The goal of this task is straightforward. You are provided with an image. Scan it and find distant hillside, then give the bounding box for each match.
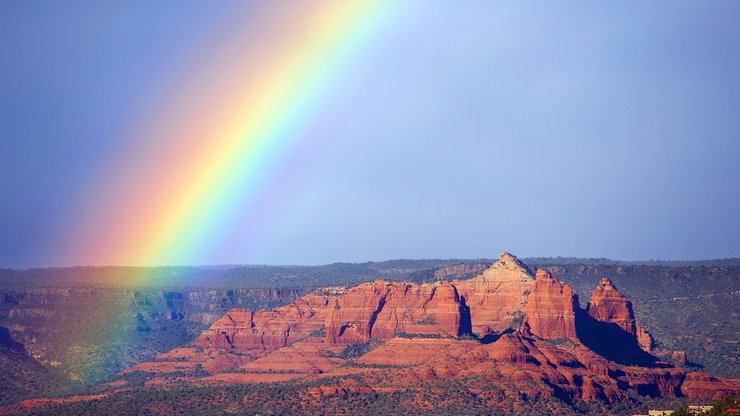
[526,257,740,267]
[1,257,738,288]
[0,260,466,289]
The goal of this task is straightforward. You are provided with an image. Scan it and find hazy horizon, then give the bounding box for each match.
[3,253,740,270]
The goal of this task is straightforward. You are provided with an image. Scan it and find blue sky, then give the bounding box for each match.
[1,1,739,266]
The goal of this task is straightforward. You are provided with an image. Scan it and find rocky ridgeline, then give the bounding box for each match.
[114,252,738,404]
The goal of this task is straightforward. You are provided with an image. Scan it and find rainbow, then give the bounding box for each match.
[55,2,399,270]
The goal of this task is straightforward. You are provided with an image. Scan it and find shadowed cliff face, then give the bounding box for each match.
[535,263,739,378]
[586,278,636,336]
[0,326,61,404]
[0,326,25,353]
[577,278,659,366]
[576,312,661,367]
[458,295,473,336]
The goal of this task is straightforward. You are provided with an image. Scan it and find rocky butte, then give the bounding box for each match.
[6,252,738,413]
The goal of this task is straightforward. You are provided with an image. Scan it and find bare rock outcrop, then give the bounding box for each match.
[195,294,330,352]
[327,280,469,344]
[453,252,535,336]
[586,278,636,336]
[520,269,579,340]
[637,325,654,352]
[681,373,740,399]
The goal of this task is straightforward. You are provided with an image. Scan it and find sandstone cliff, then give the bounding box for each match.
[586,278,636,336]
[324,280,471,345]
[637,325,655,352]
[113,253,740,407]
[453,252,534,335]
[520,269,579,340]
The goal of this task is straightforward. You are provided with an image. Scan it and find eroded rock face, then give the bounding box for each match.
[453,252,535,336]
[521,269,579,340]
[671,351,687,365]
[586,278,636,336]
[327,281,468,344]
[681,373,740,399]
[576,278,657,367]
[479,332,688,402]
[637,326,654,352]
[195,294,330,352]
[325,282,390,345]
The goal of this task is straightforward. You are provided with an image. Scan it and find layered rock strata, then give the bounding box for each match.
[521,269,579,340]
[637,325,655,352]
[586,278,637,336]
[453,252,535,335]
[118,252,739,405]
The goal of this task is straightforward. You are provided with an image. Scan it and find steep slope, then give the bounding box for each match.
[327,281,468,344]
[533,262,739,377]
[637,325,655,352]
[577,278,659,366]
[453,252,534,336]
[0,327,61,405]
[586,278,636,336]
[520,269,579,340]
